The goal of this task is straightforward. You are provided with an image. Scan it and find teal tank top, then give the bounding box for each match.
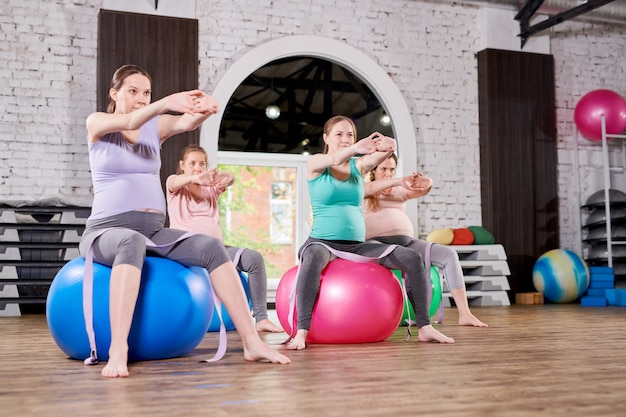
[308,158,365,241]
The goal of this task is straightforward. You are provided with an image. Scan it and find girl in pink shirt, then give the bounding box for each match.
[167,144,282,333]
[363,154,487,327]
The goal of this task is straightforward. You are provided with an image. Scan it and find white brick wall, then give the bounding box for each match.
[551,20,626,253]
[1,0,98,205]
[1,0,625,252]
[197,0,484,239]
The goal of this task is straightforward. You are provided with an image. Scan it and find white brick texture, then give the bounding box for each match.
[1,0,625,252]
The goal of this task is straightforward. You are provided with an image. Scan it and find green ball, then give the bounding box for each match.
[392,266,442,325]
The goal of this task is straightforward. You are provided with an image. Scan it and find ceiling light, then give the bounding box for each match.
[265,104,281,120]
[379,114,391,127]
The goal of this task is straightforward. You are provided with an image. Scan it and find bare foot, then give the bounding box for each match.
[459,312,488,327]
[101,347,129,378]
[417,324,455,344]
[243,339,291,364]
[286,329,308,350]
[256,319,283,333]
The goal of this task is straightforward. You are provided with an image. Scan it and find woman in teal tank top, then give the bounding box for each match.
[286,116,455,350]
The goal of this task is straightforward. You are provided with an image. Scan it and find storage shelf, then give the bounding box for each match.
[0,204,90,316]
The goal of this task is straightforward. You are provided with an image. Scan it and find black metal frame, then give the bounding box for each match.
[515,0,617,48]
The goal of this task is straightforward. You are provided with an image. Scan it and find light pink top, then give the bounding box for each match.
[166,176,224,242]
[363,186,414,239]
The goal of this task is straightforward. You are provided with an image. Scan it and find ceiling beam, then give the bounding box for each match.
[516,0,617,48]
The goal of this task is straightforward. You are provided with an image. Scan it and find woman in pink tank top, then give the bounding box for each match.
[364,154,487,327]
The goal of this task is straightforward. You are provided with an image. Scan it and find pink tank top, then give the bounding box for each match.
[363,186,415,239]
[166,177,225,241]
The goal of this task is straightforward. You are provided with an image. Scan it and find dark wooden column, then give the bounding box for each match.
[477,48,560,300]
[97,10,199,199]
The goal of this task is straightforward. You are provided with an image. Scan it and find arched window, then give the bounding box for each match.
[201,36,417,278]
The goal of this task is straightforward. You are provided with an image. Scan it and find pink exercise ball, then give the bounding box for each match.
[574,89,626,141]
[275,259,403,344]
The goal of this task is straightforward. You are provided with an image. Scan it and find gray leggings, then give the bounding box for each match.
[371,236,465,291]
[79,211,230,273]
[226,246,268,323]
[296,238,430,330]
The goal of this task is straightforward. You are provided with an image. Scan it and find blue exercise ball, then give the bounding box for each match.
[207,271,251,332]
[46,256,213,361]
[532,249,590,303]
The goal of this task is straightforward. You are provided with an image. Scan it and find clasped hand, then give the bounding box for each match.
[356,132,397,154]
[403,172,433,191]
[169,90,219,116]
[194,169,218,186]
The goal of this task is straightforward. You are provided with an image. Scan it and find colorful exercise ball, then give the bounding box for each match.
[275,259,403,344]
[392,266,442,325]
[574,89,626,141]
[207,271,252,332]
[46,256,213,362]
[532,249,590,303]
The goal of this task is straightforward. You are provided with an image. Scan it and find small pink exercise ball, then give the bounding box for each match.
[574,89,626,141]
[276,259,403,344]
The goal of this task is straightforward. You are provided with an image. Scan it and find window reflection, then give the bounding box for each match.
[270,181,293,245]
[219,164,298,277]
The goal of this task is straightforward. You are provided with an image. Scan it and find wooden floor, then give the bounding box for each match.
[1,305,626,417]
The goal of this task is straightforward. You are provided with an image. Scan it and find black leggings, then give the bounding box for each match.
[295,238,430,330]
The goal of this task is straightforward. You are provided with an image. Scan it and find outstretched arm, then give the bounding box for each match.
[307,133,396,179]
[364,173,434,199]
[86,90,210,143]
[167,169,234,194]
[363,177,407,197]
[167,169,217,193]
[159,91,220,142]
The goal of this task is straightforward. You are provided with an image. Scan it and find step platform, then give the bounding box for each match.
[452,244,508,261]
[0,203,91,316]
[442,244,512,307]
[443,275,511,292]
[443,290,511,307]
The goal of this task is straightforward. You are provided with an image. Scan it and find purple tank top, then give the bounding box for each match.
[87,116,166,220]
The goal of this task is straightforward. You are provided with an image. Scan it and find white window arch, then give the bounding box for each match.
[200,35,418,263]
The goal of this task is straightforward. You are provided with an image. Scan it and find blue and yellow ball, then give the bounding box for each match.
[532,249,590,303]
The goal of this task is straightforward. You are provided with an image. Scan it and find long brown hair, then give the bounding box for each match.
[176,144,208,174]
[106,64,152,113]
[322,115,357,154]
[364,153,398,212]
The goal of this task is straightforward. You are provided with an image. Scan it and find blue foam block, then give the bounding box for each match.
[586,288,607,297]
[589,280,615,289]
[590,266,613,274]
[580,296,608,307]
[605,289,619,305]
[590,272,615,281]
